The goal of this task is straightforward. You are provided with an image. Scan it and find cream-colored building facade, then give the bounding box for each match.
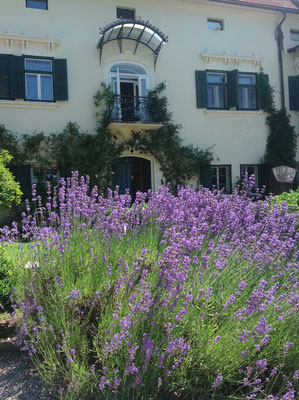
[0,0,299,194]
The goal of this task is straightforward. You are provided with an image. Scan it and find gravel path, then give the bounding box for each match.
[0,317,57,400]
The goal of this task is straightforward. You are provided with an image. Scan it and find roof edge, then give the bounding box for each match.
[207,0,299,13]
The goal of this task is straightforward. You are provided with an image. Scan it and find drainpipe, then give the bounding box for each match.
[276,11,287,109]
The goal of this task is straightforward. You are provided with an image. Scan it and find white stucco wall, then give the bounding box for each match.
[0,0,298,191]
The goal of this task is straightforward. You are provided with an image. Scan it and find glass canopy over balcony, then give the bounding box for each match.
[97,19,168,67]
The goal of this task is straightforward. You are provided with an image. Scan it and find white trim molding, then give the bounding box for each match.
[201,51,263,67]
[0,100,59,109]
[0,33,60,54]
[204,109,264,116]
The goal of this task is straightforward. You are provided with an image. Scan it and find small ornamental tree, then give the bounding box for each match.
[0,150,22,209]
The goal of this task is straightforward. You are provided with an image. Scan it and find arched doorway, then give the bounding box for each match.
[115,157,151,199]
[108,62,150,122]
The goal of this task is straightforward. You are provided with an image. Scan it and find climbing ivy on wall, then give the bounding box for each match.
[1,82,213,195]
[258,70,297,169]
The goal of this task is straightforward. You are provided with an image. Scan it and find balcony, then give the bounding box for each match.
[108,95,163,137]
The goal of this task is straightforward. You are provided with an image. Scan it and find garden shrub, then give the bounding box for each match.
[0,245,16,311]
[2,174,298,400]
[274,188,299,212]
[0,150,22,209]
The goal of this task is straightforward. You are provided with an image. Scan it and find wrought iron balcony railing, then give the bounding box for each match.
[109,95,161,123]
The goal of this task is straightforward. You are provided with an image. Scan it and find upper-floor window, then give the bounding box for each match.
[238,74,257,110]
[25,59,53,101]
[26,0,48,10]
[196,70,262,111]
[117,7,135,19]
[0,54,68,102]
[290,29,299,41]
[207,72,227,109]
[207,19,223,31]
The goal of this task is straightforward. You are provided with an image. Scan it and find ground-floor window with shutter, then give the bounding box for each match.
[211,165,231,193]
[240,164,259,187]
[0,54,68,102]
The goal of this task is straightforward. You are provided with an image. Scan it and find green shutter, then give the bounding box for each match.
[0,54,11,99]
[257,73,269,110]
[289,76,299,111]
[195,70,207,108]
[227,69,239,109]
[54,59,68,101]
[16,165,32,197]
[10,56,24,99]
[201,166,212,189]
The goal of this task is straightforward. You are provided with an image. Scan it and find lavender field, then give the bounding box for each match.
[1,173,298,400]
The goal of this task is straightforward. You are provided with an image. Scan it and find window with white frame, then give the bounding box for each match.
[238,74,257,110]
[207,19,223,30]
[207,72,227,109]
[290,29,299,41]
[240,165,259,187]
[25,58,53,101]
[26,0,48,10]
[211,165,231,193]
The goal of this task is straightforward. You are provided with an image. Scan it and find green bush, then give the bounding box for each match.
[0,246,16,311]
[0,150,22,209]
[274,188,299,212]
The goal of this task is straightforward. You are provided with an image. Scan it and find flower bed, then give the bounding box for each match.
[1,173,298,399]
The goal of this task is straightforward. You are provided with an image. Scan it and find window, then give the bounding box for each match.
[238,74,257,110]
[26,0,48,10]
[207,19,223,31]
[117,7,135,19]
[240,165,259,187]
[288,75,299,111]
[290,29,299,41]
[196,70,265,111]
[25,59,53,101]
[207,72,227,109]
[33,168,58,186]
[0,54,68,102]
[211,165,231,193]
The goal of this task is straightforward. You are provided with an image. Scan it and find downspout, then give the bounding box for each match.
[276,11,287,109]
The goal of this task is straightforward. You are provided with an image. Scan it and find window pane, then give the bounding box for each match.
[117,8,135,19]
[26,74,38,100]
[41,75,53,101]
[26,59,52,72]
[26,0,47,10]
[207,73,226,83]
[219,167,227,176]
[290,30,299,41]
[238,75,256,85]
[207,86,226,108]
[207,19,223,30]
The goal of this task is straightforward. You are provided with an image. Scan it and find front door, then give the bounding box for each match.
[115,157,151,200]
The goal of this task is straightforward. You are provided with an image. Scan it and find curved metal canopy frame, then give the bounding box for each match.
[97,19,168,67]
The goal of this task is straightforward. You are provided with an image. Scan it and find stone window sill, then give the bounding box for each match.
[0,100,59,109]
[204,109,264,116]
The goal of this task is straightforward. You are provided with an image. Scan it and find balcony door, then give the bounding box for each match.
[108,62,149,121]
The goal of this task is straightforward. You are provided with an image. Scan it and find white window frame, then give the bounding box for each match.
[211,165,231,193]
[25,58,53,101]
[207,72,227,109]
[240,165,259,187]
[290,29,299,41]
[207,18,224,31]
[238,74,257,110]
